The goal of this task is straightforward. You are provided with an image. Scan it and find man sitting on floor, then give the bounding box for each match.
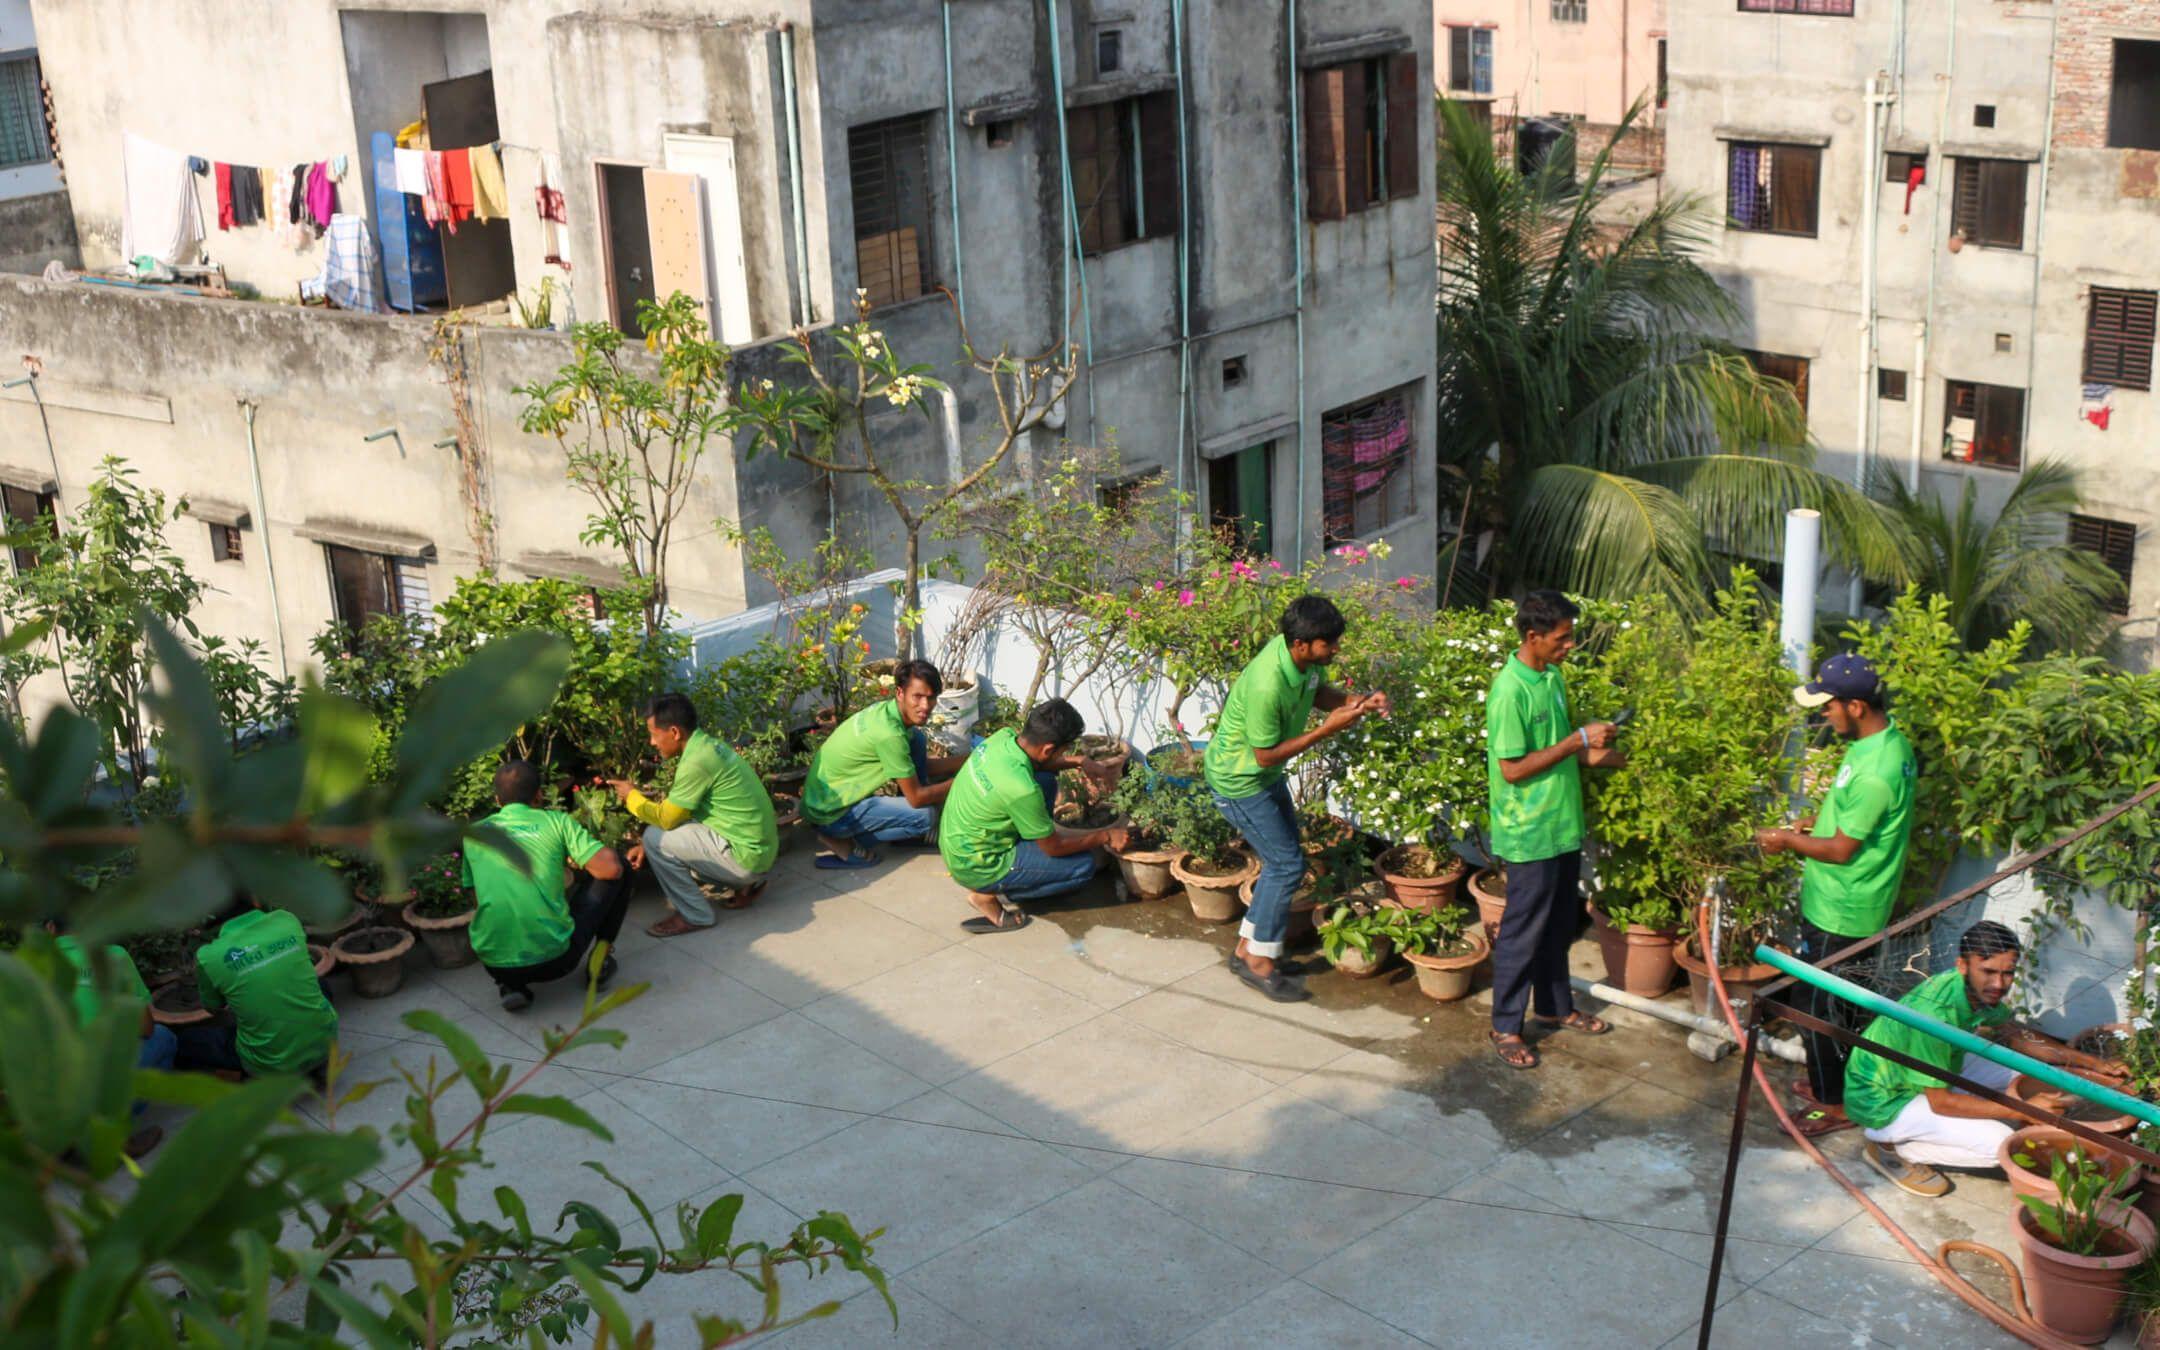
[465,759,630,1012]
[177,895,339,1083]
[610,692,778,938]
[1847,920,2126,1198]
[937,698,1128,934]
[804,659,971,869]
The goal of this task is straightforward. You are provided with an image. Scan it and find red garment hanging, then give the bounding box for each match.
[444,147,475,225]
[215,161,235,231]
[1903,163,1925,215]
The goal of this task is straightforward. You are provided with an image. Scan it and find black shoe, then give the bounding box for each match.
[499,987,533,1012]
[596,954,618,990]
[1227,952,1310,1003]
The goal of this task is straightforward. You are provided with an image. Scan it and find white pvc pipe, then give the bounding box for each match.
[1908,325,1926,491]
[1780,508,1820,677]
[1571,976,1809,1064]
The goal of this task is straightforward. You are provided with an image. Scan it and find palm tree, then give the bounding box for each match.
[1874,459,2123,653]
[1434,98,1914,613]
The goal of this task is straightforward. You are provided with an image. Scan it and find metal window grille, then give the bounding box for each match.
[1738,0,1855,13]
[1322,395,1413,547]
[2068,514,2136,615]
[1551,0,1588,22]
[0,57,49,169]
[849,117,933,307]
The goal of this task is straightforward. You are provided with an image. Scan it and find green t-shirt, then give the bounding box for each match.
[938,729,1056,891]
[668,729,779,873]
[1485,655,1584,864]
[55,935,148,1026]
[1843,967,2011,1129]
[1205,636,1322,801]
[194,909,339,1076]
[460,803,607,968]
[803,698,917,825]
[1799,723,1918,939]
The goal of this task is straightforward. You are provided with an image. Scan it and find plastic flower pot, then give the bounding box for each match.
[1372,844,1467,912]
[1468,869,1507,944]
[2014,1200,2155,1344]
[935,677,981,725]
[1404,929,1491,1002]
[1674,938,1784,1020]
[1110,836,1181,901]
[1143,741,1210,791]
[332,926,415,999]
[2000,1127,2145,1208]
[407,904,478,969]
[1170,848,1258,923]
[1588,906,1681,998]
[151,979,213,1027]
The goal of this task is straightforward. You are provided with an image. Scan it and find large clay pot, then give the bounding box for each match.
[1468,869,1507,943]
[1372,845,1467,912]
[2012,1072,2138,1137]
[1675,938,1783,1019]
[1333,936,1395,978]
[1111,838,1180,900]
[308,943,337,979]
[1405,930,1491,1002]
[1170,849,1258,923]
[304,904,367,945]
[406,904,477,969]
[762,766,809,799]
[2000,1126,2144,1207]
[2015,1200,2155,1343]
[333,926,415,999]
[1588,907,1681,998]
[1073,734,1131,784]
[359,889,417,931]
[1144,742,1210,790]
[151,980,213,1027]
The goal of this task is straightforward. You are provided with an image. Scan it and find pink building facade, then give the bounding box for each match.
[1433,0,1666,148]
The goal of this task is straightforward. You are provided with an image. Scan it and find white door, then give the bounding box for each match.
[661,133,754,345]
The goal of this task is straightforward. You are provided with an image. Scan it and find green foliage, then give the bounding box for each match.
[1299,807,1368,908]
[1144,774,1240,867]
[724,524,879,720]
[1319,900,1467,961]
[685,639,811,751]
[2014,1144,2140,1256]
[406,851,469,918]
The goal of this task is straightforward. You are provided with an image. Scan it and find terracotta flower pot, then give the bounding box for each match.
[1468,868,1507,943]
[1674,938,1784,1019]
[308,943,337,979]
[1110,837,1180,901]
[1170,849,1258,923]
[1372,844,1467,912]
[772,792,804,834]
[2015,1200,2155,1343]
[2012,1072,2138,1137]
[304,904,367,944]
[1404,930,1491,1002]
[1333,935,1395,978]
[360,889,417,930]
[2000,1126,2144,1207]
[332,926,414,999]
[762,766,809,798]
[151,979,213,1027]
[1237,875,1324,946]
[1073,734,1131,783]
[406,904,478,969]
[1588,906,1681,998]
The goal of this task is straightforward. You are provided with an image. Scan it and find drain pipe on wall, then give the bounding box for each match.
[1170,0,1195,558]
[1285,0,1310,569]
[2018,0,2062,452]
[1913,0,1958,492]
[779,24,814,327]
[939,1,967,324]
[238,399,290,682]
[1043,0,1098,442]
[1849,74,1891,618]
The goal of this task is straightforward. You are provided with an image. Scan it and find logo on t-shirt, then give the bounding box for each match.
[224,934,301,972]
[1834,764,1854,789]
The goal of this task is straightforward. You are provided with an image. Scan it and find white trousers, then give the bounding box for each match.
[1862,1053,2019,1169]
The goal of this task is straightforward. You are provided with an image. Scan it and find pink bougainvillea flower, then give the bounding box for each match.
[1153,580,1166,591]
[1267,560,1282,570]
[1395,576,1415,589]
[1178,589,1195,606]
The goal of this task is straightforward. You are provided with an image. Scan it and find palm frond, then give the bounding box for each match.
[1635,454,1921,585]
[1512,463,1712,612]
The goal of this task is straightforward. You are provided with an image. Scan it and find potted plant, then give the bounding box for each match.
[1106,770,1182,901]
[404,852,477,969]
[1396,903,1491,1002]
[2011,1073,2139,1138]
[308,942,337,979]
[1372,842,1469,912]
[2003,1128,2145,1207]
[331,926,415,999]
[2013,1143,2157,1342]
[1159,778,1257,923]
[2121,1255,2160,1349]
[1317,882,1398,978]
[740,723,809,798]
[124,928,198,990]
[1053,769,1125,831]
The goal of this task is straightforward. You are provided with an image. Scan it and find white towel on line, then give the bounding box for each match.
[119,132,203,266]
[392,147,428,196]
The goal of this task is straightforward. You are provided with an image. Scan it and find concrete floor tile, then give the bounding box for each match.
[1661,1285,1901,1350]
[534,944,789,1075]
[1283,1046,1512,1156]
[605,1076,862,1175]
[326,964,464,1045]
[799,945,1101,1086]
[1152,1087,1485,1198]
[1305,1197,1705,1348]
[943,1013,1275,1157]
[878,1086,1030,1137]
[906,1178,1278,1349]
[745,1114,1094,1275]
[970,903,1238,1011]
[442,1090,731,1231]
[1109,1155,1424,1270]
[635,1010,932,1115]
[304,1041,598,1154]
[1117,965,1421,1084]
[1171,1279,1431,1348]
[1749,1244,2028,1348]
[765,1278,985,1349]
[683,888,954,1009]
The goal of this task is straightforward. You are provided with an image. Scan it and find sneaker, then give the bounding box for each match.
[1864,1141,1948,1197]
[498,987,534,1013]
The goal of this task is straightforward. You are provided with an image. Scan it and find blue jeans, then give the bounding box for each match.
[1214,781,1300,958]
[821,731,944,844]
[135,1025,176,1117]
[985,770,1083,901]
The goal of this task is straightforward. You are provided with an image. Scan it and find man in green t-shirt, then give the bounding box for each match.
[176,898,339,1082]
[806,659,974,869]
[1206,595,1387,1003]
[1756,653,1919,1136]
[609,692,778,938]
[1846,921,2123,1198]
[938,698,1127,934]
[1485,590,1619,1071]
[465,759,629,1011]
[49,918,172,1156]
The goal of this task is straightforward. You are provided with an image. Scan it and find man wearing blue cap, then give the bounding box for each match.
[1756,652,1918,1136]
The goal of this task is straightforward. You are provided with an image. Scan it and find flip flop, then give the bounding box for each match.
[815,851,883,870]
[1795,1107,1854,1139]
[646,914,708,939]
[960,909,1031,935]
[1489,1031,1539,1070]
[1790,1076,1823,1107]
[1531,1011,1611,1036]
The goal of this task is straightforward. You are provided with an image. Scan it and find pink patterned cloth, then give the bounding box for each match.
[304,161,337,229]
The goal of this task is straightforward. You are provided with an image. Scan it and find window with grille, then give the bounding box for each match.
[1951,158,2026,250]
[1552,0,1588,21]
[2,484,54,573]
[1448,28,1494,96]
[1741,350,1811,414]
[325,546,430,642]
[0,57,49,170]
[2084,287,2157,391]
[1322,393,1414,548]
[1942,379,2024,470]
[2069,514,2135,615]
[1304,52,1421,221]
[1726,143,1820,237]
[849,116,935,308]
[210,524,243,563]
[1737,0,1854,12]
[1068,93,1179,255]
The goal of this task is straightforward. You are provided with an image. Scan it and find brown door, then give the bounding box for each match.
[423,70,516,307]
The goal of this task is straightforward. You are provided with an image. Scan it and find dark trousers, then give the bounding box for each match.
[171,1021,327,1086]
[1491,851,1582,1035]
[484,873,633,996]
[1787,918,1872,1106]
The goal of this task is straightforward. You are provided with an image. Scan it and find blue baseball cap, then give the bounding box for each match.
[1794,653,1883,709]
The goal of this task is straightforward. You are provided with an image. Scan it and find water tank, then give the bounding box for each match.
[1516,117,1578,189]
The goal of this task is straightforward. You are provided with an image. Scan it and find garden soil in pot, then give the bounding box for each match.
[2014,1201,2155,1343]
[1373,845,1466,912]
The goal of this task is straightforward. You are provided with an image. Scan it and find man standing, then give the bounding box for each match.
[1207,595,1387,1003]
[1486,590,1616,1070]
[804,659,971,869]
[1757,653,1918,1137]
[178,897,340,1082]
[939,698,1126,933]
[1845,921,2122,1198]
[466,760,630,1011]
[610,693,777,938]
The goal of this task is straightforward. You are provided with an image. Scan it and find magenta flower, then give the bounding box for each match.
[1267,560,1282,570]
[1395,576,1415,589]
[1178,589,1195,606]
[1152,580,1165,590]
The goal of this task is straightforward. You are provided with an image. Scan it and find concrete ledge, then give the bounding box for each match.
[1713,125,1833,147]
[181,496,250,528]
[294,518,436,559]
[1297,29,1414,67]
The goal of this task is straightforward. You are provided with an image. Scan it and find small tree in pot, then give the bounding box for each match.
[1154,776,1255,922]
[405,851,477,969]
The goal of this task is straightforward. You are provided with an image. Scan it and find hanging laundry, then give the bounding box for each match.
[535,152,569,270]
[300,213,389,313]
[120,132,204,265]
[395,118,427,150]
[257,165,277,216]
[214,162,235,230]
[422,150,451,229]
[288,163,307,224]
[1903,162,1925,215]
[2082,383,2115,431]
[230,164,263,227]
[469,143,508,221]
[443,146,475,225]
[304,161,337,229]
[392,147,428,196]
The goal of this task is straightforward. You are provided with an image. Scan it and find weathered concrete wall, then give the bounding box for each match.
[0,189,78,272]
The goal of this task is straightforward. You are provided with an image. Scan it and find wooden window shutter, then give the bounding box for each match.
[1069,101,1109,253]
[1982,161,2025,249]
[1304,67,1347,220]
[1974,384,2025,468]
[1138,92,1180,239]
[1385,52,1420,203]
[2085,287,2158,390]
[1341,60,1371,211]
[1449,28,1471,92]
[1770,147,1819,235]
[2068,514,2135,613]
[1952,159,1981,240]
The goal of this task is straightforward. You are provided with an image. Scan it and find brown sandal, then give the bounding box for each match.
[1490,1031,1539,1070]
[1531,1011,1611,1036]
[645,914,707,939]
[722,881,766,911]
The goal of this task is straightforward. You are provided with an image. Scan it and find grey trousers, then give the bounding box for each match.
[644,823,764,927]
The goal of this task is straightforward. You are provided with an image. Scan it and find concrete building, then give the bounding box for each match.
[1,1,1437,706]
[1667,0,2160,655]
[0,0,76,273]
[1433,0,1666,165]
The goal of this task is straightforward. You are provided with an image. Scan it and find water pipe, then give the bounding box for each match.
[939,1,967,325]
[1778,508,1819,676]
[238,399,290,682]
[1752,945,2160,1128]
[1042,0,1098,443]
[780,24,814,326]
[2018,0,2061,461]
[1850,73,1890,618]
[361,427,406,456]
[1914,0,1957,487]
[1285,0,1309,568]
[1171,0,1194,555]
[1566,974,1806,1062]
